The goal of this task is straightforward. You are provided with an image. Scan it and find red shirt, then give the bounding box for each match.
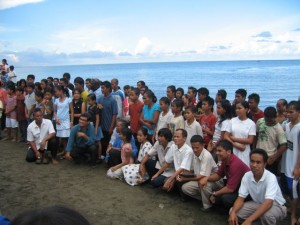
[251,109,264,124]
[199,113,217,146]
[217,154,250,191]
[129,100,144,134]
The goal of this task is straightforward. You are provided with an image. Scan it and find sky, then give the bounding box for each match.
[0,0,300,66]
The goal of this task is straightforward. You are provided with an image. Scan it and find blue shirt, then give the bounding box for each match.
[66,123,96,152]
[112,133,138,159]
[98,94,118,131]
[142,102,160,135]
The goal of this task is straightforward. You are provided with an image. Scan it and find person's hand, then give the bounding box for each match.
[293,167,300,180]
[65,152,72,160]
[267,156,275,165]
[163,178,175,192]
[209,195,216,203]
[228,212,239,225]
[77,132,85,138]
[108,127,114,135]
[176,175,185,182]
[139,164,146,177]
[151,173,159,181]
[106,145,112,153]
[39,140,46,150]
[241,220,252,225]
[97,103,103,109]
[55,118,60,125]
[199,177,208,188]
[111,166,117,172]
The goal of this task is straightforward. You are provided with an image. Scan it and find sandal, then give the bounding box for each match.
[35,157,42,164]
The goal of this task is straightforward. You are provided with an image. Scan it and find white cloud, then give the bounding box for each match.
[7,54,19,63]
[134,37,153,56]
[0,0,44,10]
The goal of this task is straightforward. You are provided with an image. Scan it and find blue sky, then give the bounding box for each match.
[0,0,300,66]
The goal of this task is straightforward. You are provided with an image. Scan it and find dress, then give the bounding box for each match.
[73,99,82,125]
[225,117,256,166]
[54,97,71,137]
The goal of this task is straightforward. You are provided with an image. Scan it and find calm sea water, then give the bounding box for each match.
[16,60,300,109]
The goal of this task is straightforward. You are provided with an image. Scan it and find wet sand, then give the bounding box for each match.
[0,140,290,225]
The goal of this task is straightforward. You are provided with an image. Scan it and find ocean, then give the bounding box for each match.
[15,60,300,109]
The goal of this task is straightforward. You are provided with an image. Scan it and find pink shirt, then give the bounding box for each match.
[6,94,17,119]
[121,143,134,164]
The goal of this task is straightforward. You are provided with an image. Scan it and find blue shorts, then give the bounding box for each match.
[280,174,299,199]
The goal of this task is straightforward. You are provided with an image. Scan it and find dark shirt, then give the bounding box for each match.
[16,95,26,121]
[73,99,83,125]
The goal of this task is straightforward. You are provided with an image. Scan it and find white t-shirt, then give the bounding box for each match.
[184,119,203,146]
[281,122,300,178]
[192,148,217,176]
[27,119,55,149]
[165,143,194,171]
[169,115,185,137]
[239,169,285,205]
[212,118,230,145]
[225,117,256,166]
[156,110,174,139]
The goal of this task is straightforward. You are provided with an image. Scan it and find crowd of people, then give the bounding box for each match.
[1,58,300,225]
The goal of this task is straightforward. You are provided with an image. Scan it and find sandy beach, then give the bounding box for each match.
[0,140,290,225]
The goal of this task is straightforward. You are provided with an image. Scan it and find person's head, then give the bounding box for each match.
[217,100,232,120]
[197,87,209,101]
[250,148,268,177]
[157,128,173,146]
[159,97,170,112]
[187,86,197,100]
[87,93,96,106]
[47,76,54,83]
[10,205,91,225]
[235,89,247,104]
[85,78,92,90]
[33,108,43,124]
[248,93,260,111]
[190,135,205,157]
[137,128,148,143]
[59,78,68,88]
[9,65,14,71]
[123,85,131,97]
[100,81,112,95]
[174,129,187,148]
[111,78,119,91]
[264,106,277,126]
[143,90,157,105]
[116,118,129,133]
[53,78,59,86]
[26,82,35,94]
[90,79,101,92]
[216,89,227,102]
[55,85,69,98]
[74,77,85,91]
[120,127,132,143]
[276,99,288,114]
[175,87,184,99]
[129,88,140,102]
[140,85,148,96]
[286,100,300,124]
[6,84,15,94]
[73,88,82,100]
[171,99,184,114]
[44,89,53,101]
[40,79,48,90]
[34,82,42,92]
[182,94,189,106]
[2,59,7,65]
[137,80,145,90]
[235,100,250,119]
[202,96,214,113]
[35,91,44,102]
[216,140,233,161]
[79,113,91,127]
[63,72,71,83]
[167,85,176,100]
[16,87,24,96]
[27,74,35,83]
[18,79,26,88]
[184,105,196,121]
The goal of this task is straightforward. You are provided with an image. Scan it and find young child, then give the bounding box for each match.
[107,127,134,179]
[87,93,102,161]
[24,82,36,122]
[122,128,153,186]
[54,85,73,157]
[153,97,173,143]
[280,101,300,225]
[3,85,18,142]
[129,88,144,147]
[169,99,185,137]
[42,89,54,120]
[72,88,86,126]
[184,105,203,146]
[34,91,44,111]
[16,87,28,142]
[199,96,217,148]
[8,65,17,83]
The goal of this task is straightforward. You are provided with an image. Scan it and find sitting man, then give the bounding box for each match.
[152,129,194,192]
[65,112,97,167]
[178,135,218,211]
[228,148,287,225]
[26,108,57,164]
[199,140,250,210]
[139,128,175,187]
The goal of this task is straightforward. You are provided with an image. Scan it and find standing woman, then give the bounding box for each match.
[224,100,256,166]
[54,85,74,156]
[139,90,160,142]
[40,79,49,94]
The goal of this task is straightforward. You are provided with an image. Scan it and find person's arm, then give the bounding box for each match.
[151,162,170,180]
[145,110,160,125]
[108,114,116,134]
[199,173,222,188]
[28,141,41,158]
[230,135,255,145]
[28,104,35,119]
[228,196,245,225]
[39,132,55,150]
[81,102,86,114]
[95,113,99,134]
[111,146,132,171]
[224,132,246,151]
[139,154,151,177]
[268,143,287,165]
[69,101,74,127]
[163,168,187,192]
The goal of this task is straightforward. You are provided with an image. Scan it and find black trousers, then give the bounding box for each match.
[70,144,98,165]
[101,130,112,156]
[26,137,57,162]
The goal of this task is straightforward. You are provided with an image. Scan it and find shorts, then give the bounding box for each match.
[6,118,18,128]
[56,129,70,138]
[280,174,299,199]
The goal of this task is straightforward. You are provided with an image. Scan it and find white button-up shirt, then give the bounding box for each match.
[192,148,217,176]
[165,143,193,171]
